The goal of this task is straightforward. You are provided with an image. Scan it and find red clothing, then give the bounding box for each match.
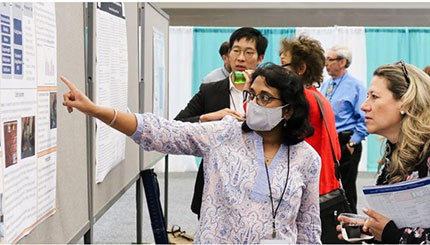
[305,87,341,195]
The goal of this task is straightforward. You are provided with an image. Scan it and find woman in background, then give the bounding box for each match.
[338,62,430,243]
[279,35,342,244]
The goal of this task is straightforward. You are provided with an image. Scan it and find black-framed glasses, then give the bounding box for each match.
[282,63,292,67]
[325,57,343,62]
[230,47,257,59]
[397,60,411,86]
[243,90,282,106]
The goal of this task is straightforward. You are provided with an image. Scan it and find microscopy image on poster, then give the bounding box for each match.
[4,121,18,168]
[21,116,35,159]
[49,92,56,129]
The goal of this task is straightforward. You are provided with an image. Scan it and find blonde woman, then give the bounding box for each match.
[338,62,430,243]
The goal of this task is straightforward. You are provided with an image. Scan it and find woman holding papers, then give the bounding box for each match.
[61,63,322,244]
[337,62,430,243]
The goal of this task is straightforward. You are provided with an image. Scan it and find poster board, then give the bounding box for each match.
[140,3,169,170]
[89,2,140,222]
[18,3,89,243]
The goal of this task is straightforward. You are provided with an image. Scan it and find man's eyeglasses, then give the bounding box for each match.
[230,48,257,59]
[397,60,411,86]
[243,90,282,106]
[281,63,291,67]
[325,57,343,62]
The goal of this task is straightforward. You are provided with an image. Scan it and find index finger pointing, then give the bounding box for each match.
[60,76,77,91]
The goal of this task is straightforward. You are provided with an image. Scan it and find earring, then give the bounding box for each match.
[400,110,405,115]
[283,120,288,127]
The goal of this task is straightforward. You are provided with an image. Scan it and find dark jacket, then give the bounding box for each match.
[174,77,230,216]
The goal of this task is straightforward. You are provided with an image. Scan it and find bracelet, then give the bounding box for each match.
[108,109,118,126]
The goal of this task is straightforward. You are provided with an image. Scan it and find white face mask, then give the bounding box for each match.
[246,101,288,131]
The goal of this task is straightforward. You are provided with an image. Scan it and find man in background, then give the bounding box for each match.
[175,27,267,217]
[201,41,231,84]
[320,45,368,214]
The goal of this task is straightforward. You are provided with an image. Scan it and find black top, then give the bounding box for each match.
[374,141,430,244]
[174,77,230,216]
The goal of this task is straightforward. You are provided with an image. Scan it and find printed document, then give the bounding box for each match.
[363,177,430,228]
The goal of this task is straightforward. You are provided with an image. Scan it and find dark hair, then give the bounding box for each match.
[279,35,325,87]
[229,27,268,57]
[242,63,314,145]
[219,41,229,57]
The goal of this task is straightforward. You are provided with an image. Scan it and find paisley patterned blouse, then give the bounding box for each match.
[130,113,322,244]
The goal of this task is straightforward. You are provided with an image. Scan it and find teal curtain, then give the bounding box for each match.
[192,27,237,96]
[256,28,296,65]
[409,28,430,69]
[365,27,409,172]
[192,27,295,96]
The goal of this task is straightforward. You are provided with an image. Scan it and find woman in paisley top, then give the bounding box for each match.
[61,63,322,244]
[337,62,430,244]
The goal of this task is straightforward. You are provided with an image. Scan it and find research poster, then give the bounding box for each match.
[152,28,166,118]
[0,3,57,243]
[94,2,128,183]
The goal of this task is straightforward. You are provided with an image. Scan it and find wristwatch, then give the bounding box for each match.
[348,141,357,148]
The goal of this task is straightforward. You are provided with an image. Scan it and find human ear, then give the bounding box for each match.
[257,54,264,64]
[283,106,294,120]
[298,63,307,76]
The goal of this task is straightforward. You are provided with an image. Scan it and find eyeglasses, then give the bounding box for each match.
[243,90,283,106]
[325,57,343,62]
[230,48,257,59]
[281,63,291,67]
[397,60,411,86]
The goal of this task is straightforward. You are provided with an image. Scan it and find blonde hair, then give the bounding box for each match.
[374,63,430,183]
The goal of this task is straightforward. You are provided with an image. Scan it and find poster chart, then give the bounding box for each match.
[152,28,165,118]
[0,3,57,244]
[95,2,128,183]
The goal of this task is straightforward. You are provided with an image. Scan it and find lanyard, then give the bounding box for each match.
[325,73,346,101]
[264,145,290,239]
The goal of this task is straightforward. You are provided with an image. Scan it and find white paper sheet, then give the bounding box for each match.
[0,2,57,243]
[363,177,430,228]
[152,28,165,118]
[94,3,127,183]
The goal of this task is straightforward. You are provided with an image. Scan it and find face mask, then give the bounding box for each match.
[246,101,288,131]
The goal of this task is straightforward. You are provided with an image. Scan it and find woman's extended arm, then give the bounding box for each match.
[61,76,137,136]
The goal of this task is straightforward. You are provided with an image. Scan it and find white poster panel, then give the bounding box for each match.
[152,27,165,118]
[94,2,127,183]
[0,2,57,243]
